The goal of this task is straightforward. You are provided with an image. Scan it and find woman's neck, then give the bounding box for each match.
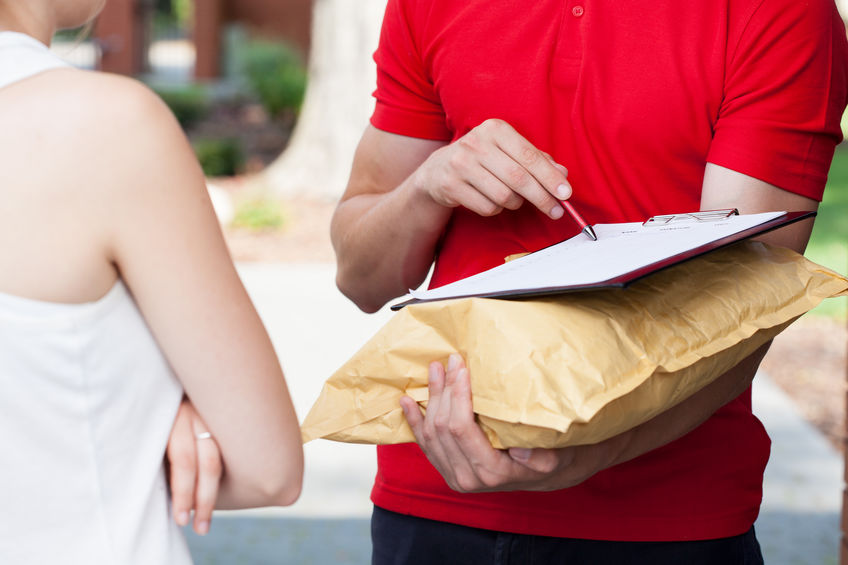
[0,3,55,45]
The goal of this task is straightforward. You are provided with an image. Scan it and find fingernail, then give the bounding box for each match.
[196,521,209,535]
[555,184,571,200]
[550,205,564,219]
[176,511,189,526]
[447,354,460,371]
[509,447,532,462]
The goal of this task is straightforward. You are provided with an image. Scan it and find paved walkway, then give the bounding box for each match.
[185,263,843,564]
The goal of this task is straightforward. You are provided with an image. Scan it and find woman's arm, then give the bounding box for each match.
[79,74,303,509]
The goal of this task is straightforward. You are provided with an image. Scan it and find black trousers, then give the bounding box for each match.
[371,506,765,565]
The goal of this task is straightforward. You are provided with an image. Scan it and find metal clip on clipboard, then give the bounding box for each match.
[642,208,739,226]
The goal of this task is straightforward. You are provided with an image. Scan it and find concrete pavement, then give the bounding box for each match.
[184,263,843,564]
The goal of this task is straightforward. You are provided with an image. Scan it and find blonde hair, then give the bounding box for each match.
[75,20,94,42]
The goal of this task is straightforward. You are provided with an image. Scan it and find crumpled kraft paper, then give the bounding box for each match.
[301,241,848,448]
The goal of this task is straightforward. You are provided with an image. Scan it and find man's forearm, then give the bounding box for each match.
[503,342,778,493]
[332,178,451,312]
[595,342,772,473]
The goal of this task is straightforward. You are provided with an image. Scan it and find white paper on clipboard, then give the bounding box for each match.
[401,211,788,304]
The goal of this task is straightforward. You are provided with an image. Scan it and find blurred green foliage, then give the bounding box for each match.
[172,0,194,27]
[240,39,307,117]
[232,198,286,231]
[153,0,193,38]
[193,138,244,177]
[805,146,848,318]
[154,85,210,128]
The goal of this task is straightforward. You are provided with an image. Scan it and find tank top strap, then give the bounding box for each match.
[0,31,69,90]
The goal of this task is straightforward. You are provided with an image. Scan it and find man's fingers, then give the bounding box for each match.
[486,125,571,216]
[443,118,571,220]
[401,396,425,439]
[426,361,447,404]
[430,362,454,437]
[456,181,508,217]
[438,364,513,492]
[437,152,515,216]
[403,395,453,467]
[406,364,456,478]
[508,446,572,474]
[539,151,569,177]
[499,133,570,196]
[411,353,555,493]
[457,164,525,213]
[481,154,564,219]
[445,367,501,464]
[446,365,474,426]
[444,354,464,386]
[436,366,488,489]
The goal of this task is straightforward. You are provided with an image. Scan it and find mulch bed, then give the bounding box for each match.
[186,100,297,175]
[761,315,847,452]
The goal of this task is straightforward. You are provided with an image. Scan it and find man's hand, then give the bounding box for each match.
[166,398,223,535]
[402,343,774,494]
[409,119,572,220]
[400,355,622,493]
[333,121,575,311]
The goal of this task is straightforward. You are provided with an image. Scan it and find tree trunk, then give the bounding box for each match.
[259,0,388,200]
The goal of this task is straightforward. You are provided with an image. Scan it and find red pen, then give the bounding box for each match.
[560,199,597,241]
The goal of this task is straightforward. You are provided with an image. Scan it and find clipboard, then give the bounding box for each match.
[390,209,816,310]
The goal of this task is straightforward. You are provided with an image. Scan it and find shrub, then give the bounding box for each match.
[192,138,244,177]
[154,85,210,128]
[240,39,307,117]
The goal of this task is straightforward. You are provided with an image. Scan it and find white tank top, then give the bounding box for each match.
[0,31,192,564]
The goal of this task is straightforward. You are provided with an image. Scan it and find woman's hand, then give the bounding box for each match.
[400,355,623,493]
[166,397,223,535]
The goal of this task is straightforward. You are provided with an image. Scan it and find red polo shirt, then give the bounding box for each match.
[369,0,848,541]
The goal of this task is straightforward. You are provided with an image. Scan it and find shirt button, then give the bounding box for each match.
[572,5,584,16]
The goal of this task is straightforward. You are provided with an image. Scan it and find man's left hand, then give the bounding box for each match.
[400,354,624,493]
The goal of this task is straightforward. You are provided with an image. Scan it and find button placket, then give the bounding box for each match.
[551,1,586,89]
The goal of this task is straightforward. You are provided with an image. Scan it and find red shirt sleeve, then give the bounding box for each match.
[708,0,848,201]
[370,0,452,141]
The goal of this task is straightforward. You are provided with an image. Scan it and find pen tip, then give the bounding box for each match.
[584,225,598,241]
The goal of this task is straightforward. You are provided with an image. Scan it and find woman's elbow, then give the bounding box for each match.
[269,474,303,507]
[258,457,304,507]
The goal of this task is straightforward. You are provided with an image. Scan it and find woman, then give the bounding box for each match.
[0,1,303,563]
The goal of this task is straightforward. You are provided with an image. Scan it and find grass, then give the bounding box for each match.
[231,198,286,231]
[805,146,848,318]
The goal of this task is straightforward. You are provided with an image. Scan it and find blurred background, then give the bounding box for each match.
[49,1,848,563]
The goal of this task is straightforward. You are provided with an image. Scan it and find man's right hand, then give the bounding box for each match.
[409,119,571,219]
[332,120,573,312]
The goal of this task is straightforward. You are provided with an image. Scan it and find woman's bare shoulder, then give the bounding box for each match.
[0,69,197,302]
[8,68,181,148]
[0,67,201,198]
